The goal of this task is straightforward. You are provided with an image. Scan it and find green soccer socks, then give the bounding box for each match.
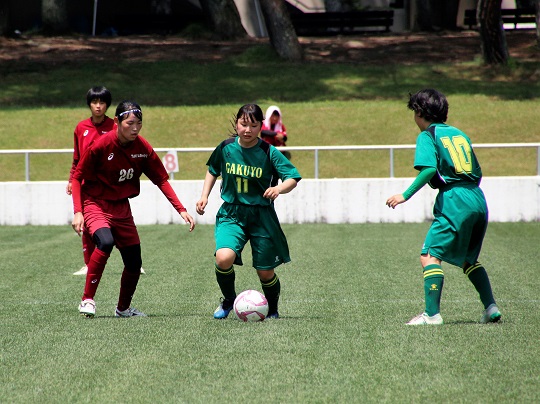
[464,263,496,309]
[423,264,444,316]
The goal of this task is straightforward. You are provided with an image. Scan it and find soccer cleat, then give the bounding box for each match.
[480,303,502,324]
[266,311,279,320]
[406,312,444,325]
[79,299,96,318]
[115,307,147,317]
[73,265,88,276]
[140,267,146,274]
[213,298,234,319]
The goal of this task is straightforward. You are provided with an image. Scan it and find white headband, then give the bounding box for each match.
[118,109,141,117]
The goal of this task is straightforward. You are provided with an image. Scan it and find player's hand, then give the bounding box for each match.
[72,212,84,236]
[276,133,284,142]
[386,194,406,209]
[196,198,208,215]
[66,182,72,195]
[263,186,280,201]
[180,211,195,232]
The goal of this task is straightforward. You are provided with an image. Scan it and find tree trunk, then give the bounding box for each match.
[41,0,69,35]
[534,0,540,48]
[0,0,10,36]
[414,0,433,31]
[259,0,303,61]
[477,0,509,64]
[441,0,460,30]
[199,0,246,40]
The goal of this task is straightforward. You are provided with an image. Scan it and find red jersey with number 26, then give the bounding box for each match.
[73,130,169,202]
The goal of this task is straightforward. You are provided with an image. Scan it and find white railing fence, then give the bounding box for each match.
[1,143,540,181]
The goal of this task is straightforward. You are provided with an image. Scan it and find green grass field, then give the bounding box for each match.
[1,223,539,403]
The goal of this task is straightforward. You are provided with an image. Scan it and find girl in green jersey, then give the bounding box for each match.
[196,104,301,320]
[386,89,501,326]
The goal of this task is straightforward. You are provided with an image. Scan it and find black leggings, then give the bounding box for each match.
[93,228,142,273]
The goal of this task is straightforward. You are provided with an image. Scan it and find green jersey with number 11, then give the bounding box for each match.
[414,123,482,188]
[207,137,301,206]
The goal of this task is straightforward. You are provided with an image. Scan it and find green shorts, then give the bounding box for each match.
[214,202,291,270]
[422,184,488,267]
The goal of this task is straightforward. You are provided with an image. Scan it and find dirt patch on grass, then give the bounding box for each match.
[1,30,538,66]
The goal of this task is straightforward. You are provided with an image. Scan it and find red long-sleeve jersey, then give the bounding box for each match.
[69,117,115,182]
[72,130,186,214]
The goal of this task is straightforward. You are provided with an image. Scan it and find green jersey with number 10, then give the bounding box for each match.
[206,137,302,206]
[414,123,482,189]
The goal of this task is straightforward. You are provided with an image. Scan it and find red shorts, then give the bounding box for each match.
[83,196,140,249]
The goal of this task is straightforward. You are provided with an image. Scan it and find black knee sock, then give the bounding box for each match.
[215,264,236,306]
[261,274,280,314]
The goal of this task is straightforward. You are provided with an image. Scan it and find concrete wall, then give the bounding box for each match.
[1,177,538,226]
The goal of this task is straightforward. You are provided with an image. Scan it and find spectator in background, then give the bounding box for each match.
[261,105,291,160]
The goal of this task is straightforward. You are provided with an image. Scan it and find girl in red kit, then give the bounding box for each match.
[67,86,116,276]
[71,100,195,318]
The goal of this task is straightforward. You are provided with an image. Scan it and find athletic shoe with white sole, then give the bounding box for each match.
[406,312,444,325]
[213,298,234,319]
[140,267,146,274]
[79,299,96,318]
[115,307,147,317]
[73,265,88,276]
[480,303,502,324]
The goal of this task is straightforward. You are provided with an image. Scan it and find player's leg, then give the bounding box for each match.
[251,207,291,319]
[213,248,237,319]
[73,229,95,275]
[78,200,115,316]
[462,201,501,322]
[115,244,146,317]
[460,187,501,322]
[79,227,114,317]
[257,269,280,319]
[112,213,145,317]
[463,261,501,323]
[213,214,247,319]
[420,254,444,316]
[407,213,448,325]
[84,228,114,299]
[215,248,238,300]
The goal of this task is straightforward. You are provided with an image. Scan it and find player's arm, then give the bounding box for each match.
[196,171,218,215]
[71,178,84,236]
[386,166,436,209]
[67,130,80,195]
[263,178,299,201]
[279,124,287,142]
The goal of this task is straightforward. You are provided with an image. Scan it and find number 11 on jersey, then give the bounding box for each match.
[236,177,248,193]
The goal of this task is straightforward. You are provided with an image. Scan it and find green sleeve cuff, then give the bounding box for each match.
[402,167,437,200]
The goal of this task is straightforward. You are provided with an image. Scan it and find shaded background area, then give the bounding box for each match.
[1,31,539,107]
[7,0,205,36]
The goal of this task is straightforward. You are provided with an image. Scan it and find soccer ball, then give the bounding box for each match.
[233,290,269,322]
